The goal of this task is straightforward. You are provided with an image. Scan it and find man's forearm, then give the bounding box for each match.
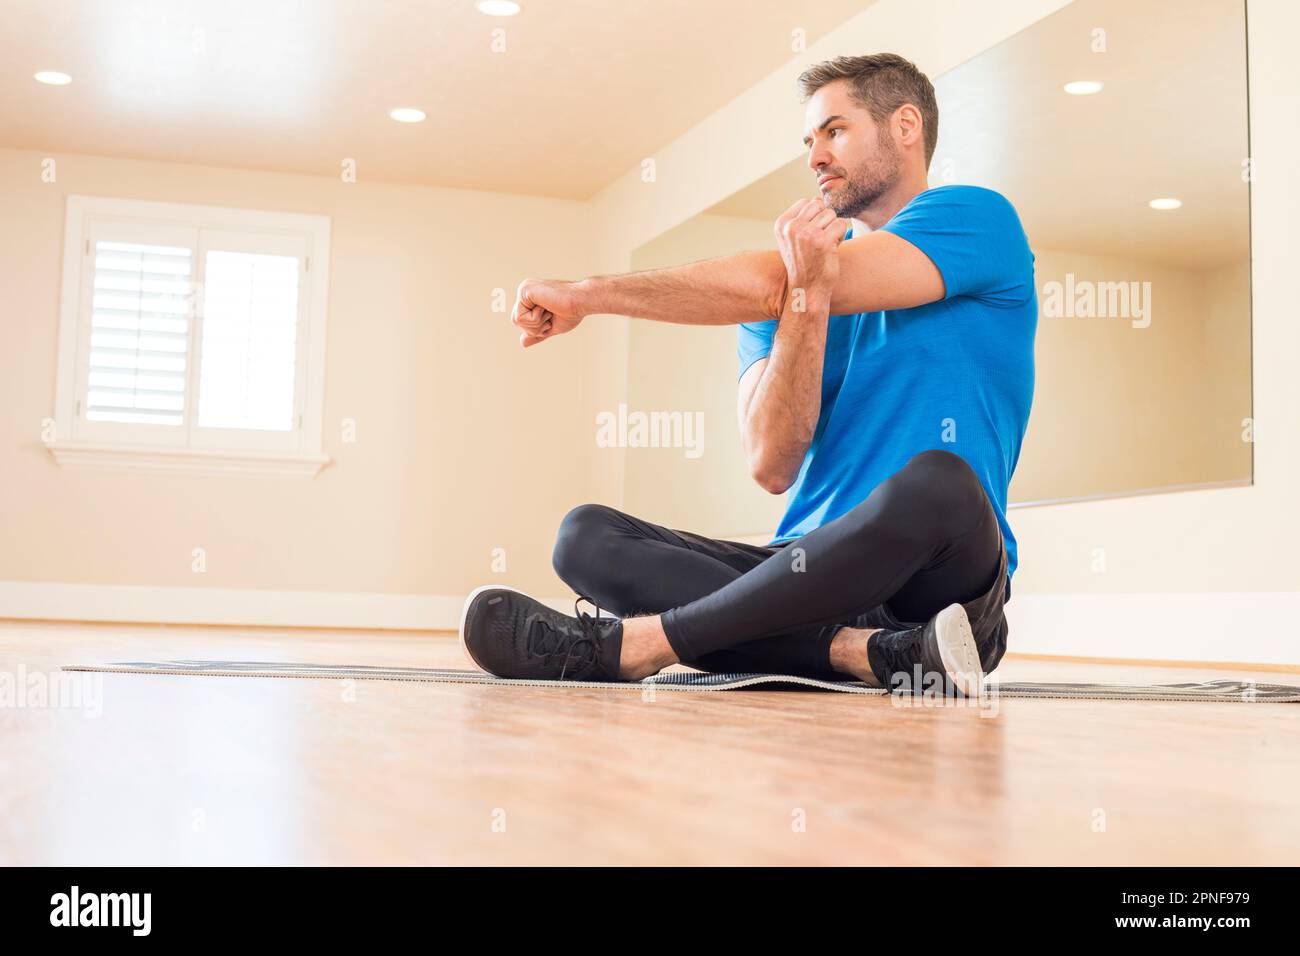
[577,250,788,326]
[741,288,832,491]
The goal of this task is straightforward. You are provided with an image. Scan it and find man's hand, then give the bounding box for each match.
[773,198,851,305]
[511,278,587,348]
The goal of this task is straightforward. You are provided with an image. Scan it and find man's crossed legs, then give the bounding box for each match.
[460,449,1010,694]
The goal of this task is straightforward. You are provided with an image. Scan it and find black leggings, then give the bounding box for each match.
[551,449,1009,678]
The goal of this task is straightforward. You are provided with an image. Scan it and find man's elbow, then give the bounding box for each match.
[749,459,795,495]
[764,259,790,321]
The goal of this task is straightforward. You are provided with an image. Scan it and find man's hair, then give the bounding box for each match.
[797,53,939,165]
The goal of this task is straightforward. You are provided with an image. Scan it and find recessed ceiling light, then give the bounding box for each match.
[389,107,426,123]
[1149,198,1182,210]
[1063,80,1103,95]
[34,71,72,86]
[476,0,521,15]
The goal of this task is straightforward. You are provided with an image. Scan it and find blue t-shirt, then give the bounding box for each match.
[738,184,1036,584]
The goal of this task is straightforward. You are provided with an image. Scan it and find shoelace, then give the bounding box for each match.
[524,596,609,680]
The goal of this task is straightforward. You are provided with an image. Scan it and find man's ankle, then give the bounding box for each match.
[829,626,882,686]
[618,615,678,679]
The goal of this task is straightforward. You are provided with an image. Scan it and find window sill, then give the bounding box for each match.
[46,441,331,478]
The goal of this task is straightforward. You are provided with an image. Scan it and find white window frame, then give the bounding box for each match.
[48,196,332,477]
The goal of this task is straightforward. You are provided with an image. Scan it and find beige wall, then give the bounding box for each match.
[0,147,604,597]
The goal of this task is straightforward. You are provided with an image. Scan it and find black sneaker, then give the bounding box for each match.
[866,602,983,697]
[458,586,624,681]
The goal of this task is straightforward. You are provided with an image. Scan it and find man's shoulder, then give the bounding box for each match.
[907,185,1031,256]
[918,184,1020,216]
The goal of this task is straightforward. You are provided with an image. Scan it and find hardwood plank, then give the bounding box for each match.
[1,620,1296,865]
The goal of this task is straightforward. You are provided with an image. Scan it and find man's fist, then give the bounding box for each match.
[511,278,586,348]
[773,198,850,299]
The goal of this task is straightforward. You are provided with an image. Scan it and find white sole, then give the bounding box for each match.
[457,583,532,674]
[933,602,984,698]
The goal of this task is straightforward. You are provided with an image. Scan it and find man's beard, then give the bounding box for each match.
[825,134,902,220]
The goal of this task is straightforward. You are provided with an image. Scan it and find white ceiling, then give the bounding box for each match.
[0,0,874,199]
[709,0,1250,270]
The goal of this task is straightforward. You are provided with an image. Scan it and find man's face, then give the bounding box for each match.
[801,79,901,219]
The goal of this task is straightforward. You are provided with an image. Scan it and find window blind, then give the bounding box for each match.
[86,240,193,425]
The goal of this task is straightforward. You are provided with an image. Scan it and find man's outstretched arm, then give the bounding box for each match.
[585,250,790,328]
[511,251,788,347]
[510,200,944,347]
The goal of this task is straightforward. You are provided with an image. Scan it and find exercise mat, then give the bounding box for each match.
[62,660,1300,702]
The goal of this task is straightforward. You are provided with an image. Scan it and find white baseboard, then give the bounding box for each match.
[1005,592,1300,667]
[3,581,1297,667]
[0,581,573,631]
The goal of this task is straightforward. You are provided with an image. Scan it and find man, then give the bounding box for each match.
[459,53,1036,695]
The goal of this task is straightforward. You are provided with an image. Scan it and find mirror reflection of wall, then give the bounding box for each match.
[627,0,1251,538]
[936,0,1251,504]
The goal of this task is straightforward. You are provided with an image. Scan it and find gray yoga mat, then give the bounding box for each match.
[61,660,1300,702]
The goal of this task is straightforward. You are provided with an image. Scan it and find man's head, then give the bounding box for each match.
[797,53,938,220]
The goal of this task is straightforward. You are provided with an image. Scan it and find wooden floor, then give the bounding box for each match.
[1,619,1297,866]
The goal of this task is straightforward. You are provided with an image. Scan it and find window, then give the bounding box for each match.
[49,197,331,476]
